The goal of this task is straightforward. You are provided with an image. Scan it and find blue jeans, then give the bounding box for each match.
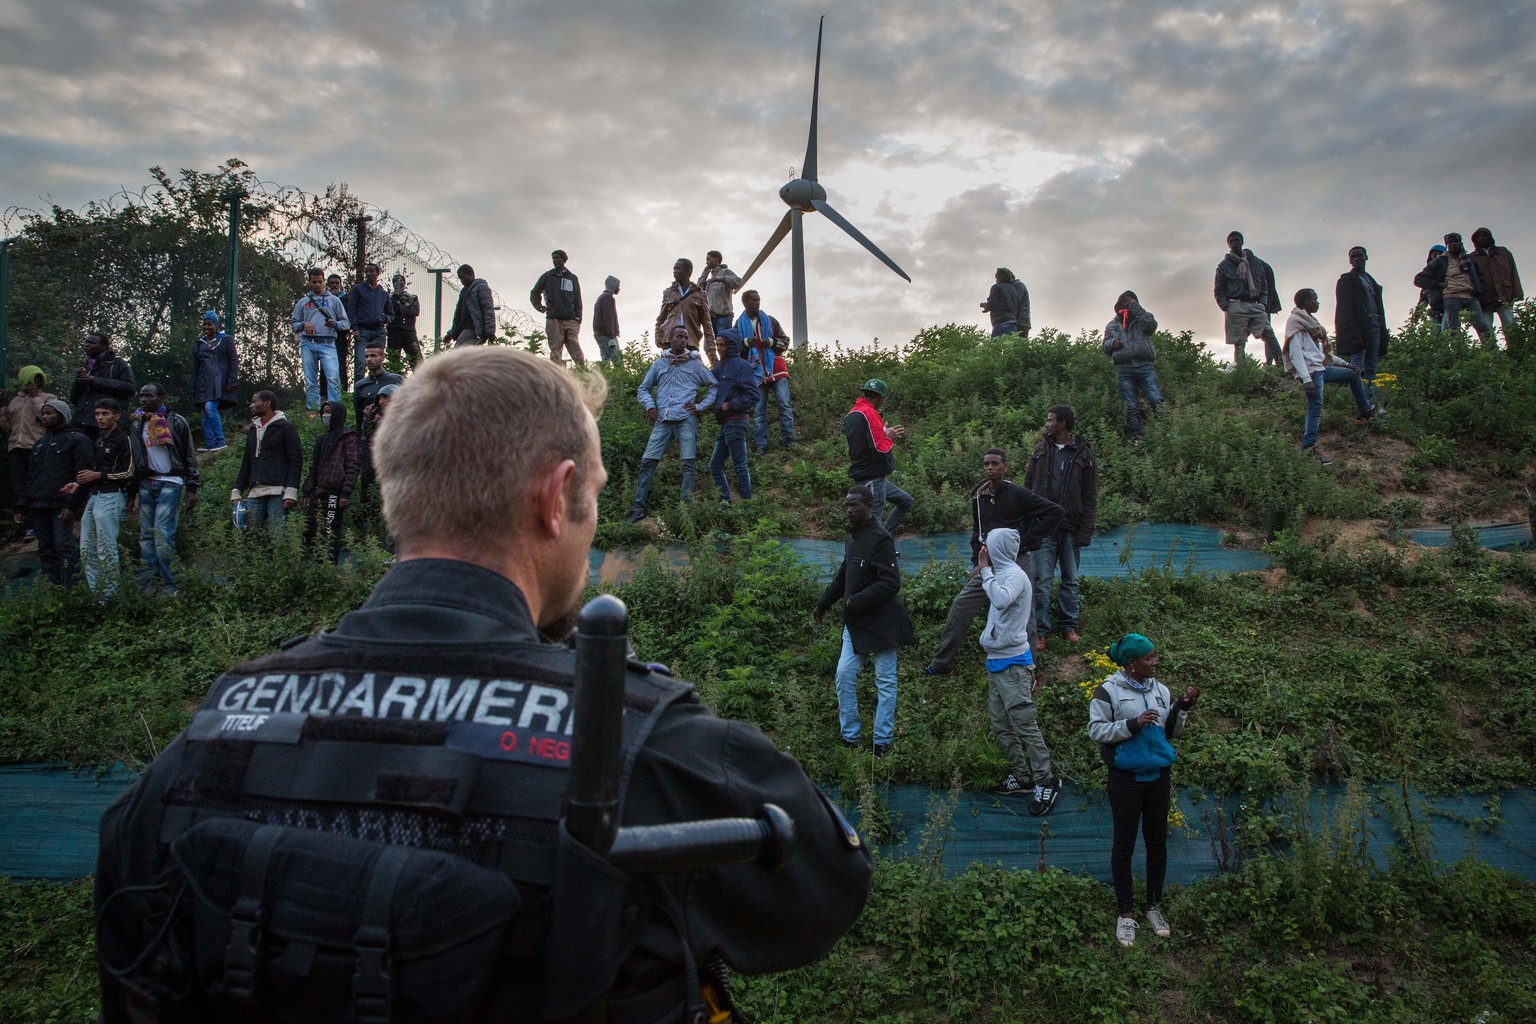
[246,494,288,533]
[1116,364,1163,437]
[138,479,183,589]
[596,336,621,362]
[709,420,753,501]
[1302,367,1372,448]
[990,321,1019,337]
[752,378,795,450]
[201,401,226,448]
[867,477,912,535]
[631,417,699,511]
[1443,296,1493,345]
[301,337,341,411]
[711,314,734,336]
[835,627,898,745]
[81,490,126,597]
[1033,532,1081,633]
[356,326,386,379]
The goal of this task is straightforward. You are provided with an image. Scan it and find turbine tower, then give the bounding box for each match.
[738,16,910,350]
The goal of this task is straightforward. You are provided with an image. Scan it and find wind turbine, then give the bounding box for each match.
[738,16,910,350]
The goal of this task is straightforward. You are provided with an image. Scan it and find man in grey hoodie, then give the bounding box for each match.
[983,534,1056,810]
[979,527,1061,814]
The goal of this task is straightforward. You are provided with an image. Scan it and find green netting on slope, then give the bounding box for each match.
[5,763,1534,885]
[589,523,1273,585]
[1401,521,1532,550]
[849,783,1536,885]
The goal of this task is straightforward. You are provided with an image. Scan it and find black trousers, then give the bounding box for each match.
[1107,766,1171,913]
[31,508,78,587]
[304,492,346,563]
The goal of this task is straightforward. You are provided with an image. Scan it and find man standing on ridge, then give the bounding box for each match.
[1025,406,1098,650]
[1334,246,1390,415]
[129,382,199,594]
[698,250,742,338]
[656,258,715,365]
[449,263,496,347]
[1214,231,1281,364]
[1471,227,1523,344]
[292,268,347,412]
[347,263,395,385]
[387,272,423,368]
[980,268,1030,339]
[627,324,718,523]
[70,331,137,439]
[843,379,911,535]
[531,249,585,367]
[592,275,622,363]
[738,289,794,453]
[924,448,1061,676]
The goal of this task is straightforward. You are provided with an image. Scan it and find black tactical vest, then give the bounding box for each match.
[96,639,694,1024]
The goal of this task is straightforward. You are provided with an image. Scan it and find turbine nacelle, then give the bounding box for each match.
[779,178,828,210]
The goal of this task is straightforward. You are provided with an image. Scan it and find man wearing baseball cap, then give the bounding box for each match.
[842,379,911,534]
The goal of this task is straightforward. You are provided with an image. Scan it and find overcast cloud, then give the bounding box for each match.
[2,0,1533,358]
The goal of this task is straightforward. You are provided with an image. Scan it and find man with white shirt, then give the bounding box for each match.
[1286,288,1373,465]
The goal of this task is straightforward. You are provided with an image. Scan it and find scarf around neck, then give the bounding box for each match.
[136,405,173,447]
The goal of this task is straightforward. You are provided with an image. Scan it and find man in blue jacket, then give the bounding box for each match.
[347,263,395,385]
[626,325,718,523]
[707,329,759,506]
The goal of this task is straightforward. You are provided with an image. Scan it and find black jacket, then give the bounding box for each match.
[1414,253,1484,300]
[1334,270,1390,359]
[69,351,138,429]
[966,479,1063,563]
[354,371,403,436]
[91,426,137,497]
[530,267,583,321]
[94,559,873,1023]
[20,425,93,510]
[233,413,303,497]
[843,401,895,482]
[711,334,759,423]
[388,290,420,332]
[816,520,916,655]
[1024,436,1098,544]
[127,410,200,493]
[1214,250,1279,313]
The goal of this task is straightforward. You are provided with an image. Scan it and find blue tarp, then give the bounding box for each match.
[5,762,1534,885]
[590,523,1272,585]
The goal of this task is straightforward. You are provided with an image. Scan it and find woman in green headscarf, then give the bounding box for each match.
[1088,633,1200,948]
[2,366,59,534]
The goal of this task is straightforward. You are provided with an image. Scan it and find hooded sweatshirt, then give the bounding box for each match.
[711,330,760,423]
[979,527,1034,663]
[304,400,361,499]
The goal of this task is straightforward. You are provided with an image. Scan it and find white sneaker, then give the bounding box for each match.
[1146,906,1170,938]
[1116,915,1138,947]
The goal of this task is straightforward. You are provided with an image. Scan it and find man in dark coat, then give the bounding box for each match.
[1024,406,1098,648]
[70,331,137,439]
[1334,246,1390,415]
[13,398,92,586]
[980,268,1031,338]
[386,273,423,368]
[707,329,759,505]
[191,310,239,452]
[230,390,304,534]
[814,484,915,755]
[1471,227,1524,342]
[302,399,360,563]
[1214,231,1282,365]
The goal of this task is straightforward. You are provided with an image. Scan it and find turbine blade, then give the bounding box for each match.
[802,16,823,180]
[811,199,911,282]
[739,211,794,285]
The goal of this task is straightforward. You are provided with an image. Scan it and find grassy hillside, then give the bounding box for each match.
[4,312,1536,1022]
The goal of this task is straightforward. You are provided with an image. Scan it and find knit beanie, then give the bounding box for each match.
[1108,633,1154,665]
[42,398,71,421]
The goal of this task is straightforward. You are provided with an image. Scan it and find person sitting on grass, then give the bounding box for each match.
[1088,633,1200,948]
[1284,288,1373,466]
[979,527,1061,814]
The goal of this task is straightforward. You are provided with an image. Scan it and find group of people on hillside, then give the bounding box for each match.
[4,328,404,596]
[812,387,1193,947]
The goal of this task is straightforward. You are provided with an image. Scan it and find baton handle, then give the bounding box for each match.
[607,804,796,874]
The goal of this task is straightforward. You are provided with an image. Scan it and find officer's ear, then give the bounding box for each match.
[531,457,579,538]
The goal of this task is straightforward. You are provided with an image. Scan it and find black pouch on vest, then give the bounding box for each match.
[169,817,522,1024]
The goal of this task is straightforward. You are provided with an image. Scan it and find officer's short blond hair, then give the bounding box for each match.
[374,348,607,551]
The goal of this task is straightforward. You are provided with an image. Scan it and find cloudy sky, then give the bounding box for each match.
[2,0,1533,360]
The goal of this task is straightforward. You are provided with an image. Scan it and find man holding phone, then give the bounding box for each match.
[292,268,349,412]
